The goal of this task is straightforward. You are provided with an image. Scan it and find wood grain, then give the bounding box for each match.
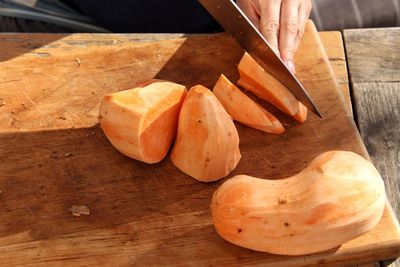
[344,28,400,83]
[345,28,400,267]
[352,83,400,218]
[352,83,400,267]
[0,21,399,266]
[319,31,352,114]
[357,264,380,267]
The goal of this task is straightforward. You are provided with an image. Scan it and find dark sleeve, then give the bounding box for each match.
[65,0,221,33]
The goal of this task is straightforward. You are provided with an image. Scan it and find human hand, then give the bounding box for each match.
[236,0,312,73]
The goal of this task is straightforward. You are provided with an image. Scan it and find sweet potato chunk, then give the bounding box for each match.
[99,81,187,163]
[213,74,284,134]
[238,52,307,123]
[170,85,241,182]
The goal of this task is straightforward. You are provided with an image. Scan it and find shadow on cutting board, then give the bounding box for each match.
[154,33,243,89]
[0,125,216,245]
[0,125,341,263]
[0,33,66,62]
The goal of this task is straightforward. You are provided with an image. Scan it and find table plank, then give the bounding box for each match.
[344,28,400,83]
[344,28,400,267]
[352,82,400,218]
[352,82,400,267]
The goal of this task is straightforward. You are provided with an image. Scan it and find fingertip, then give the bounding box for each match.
[285,59,296,74]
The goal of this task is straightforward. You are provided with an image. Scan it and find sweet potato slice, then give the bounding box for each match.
[238,52,308,123]
[170,85,241,182]
[99,81,187,164]
[213,74,284,134]
[293,102,308,123]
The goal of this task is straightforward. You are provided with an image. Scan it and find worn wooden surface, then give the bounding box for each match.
[319,31,352,114]
[0,22,399,266]
[344,28,400,83]
[345,28,400,267]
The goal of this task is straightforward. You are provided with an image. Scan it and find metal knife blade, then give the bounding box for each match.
[198,0,322,117]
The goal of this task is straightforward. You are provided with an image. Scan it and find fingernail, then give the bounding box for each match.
[286,60,296,74]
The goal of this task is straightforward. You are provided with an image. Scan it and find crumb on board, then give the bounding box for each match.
[64,152,74,157]
[86,131,96,137]
[58,115,67,120]
[112,39,117,44]
[0,99,6,107]
[10,110,15,114]
[75,58,81,67]
[70,205,90,217]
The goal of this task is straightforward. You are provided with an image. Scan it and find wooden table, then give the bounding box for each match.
[0,28,398,266]
[344,28,400,267]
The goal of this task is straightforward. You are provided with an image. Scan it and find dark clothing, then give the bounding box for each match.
[0,15,69,32]
[62,0,221,33]
[0,0,108,32]
[1,0,399,33]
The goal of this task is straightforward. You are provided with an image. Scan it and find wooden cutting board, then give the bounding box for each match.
[0,21,399,266]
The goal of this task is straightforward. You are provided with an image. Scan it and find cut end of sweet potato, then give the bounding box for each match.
[238,53,308,124]
[293,102,308,124]
[238,52,300,117]
[257,105,285,134]
[171,84,241,182]
[99,80,187,163]
[213,74,284,135]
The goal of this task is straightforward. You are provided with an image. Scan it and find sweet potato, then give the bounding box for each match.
[213,74,284,134]
[99,81,187,163]
[170,85,241,182]
[238,52,307,123]
[211,151,386,255]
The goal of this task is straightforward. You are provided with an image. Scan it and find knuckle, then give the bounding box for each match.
[282,20,298,34]
[281,47,295,58]
[263,20,279,32]
[297,27,305,38]
[261,20,279,34]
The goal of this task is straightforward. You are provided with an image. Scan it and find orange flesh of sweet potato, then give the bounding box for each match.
[213,74,284,134]
[238,52,308,123]
[293,102,308,123]
[238,75,307,124]
[170,85,241,182]
[99,81,187,163]
[211,151,386,255]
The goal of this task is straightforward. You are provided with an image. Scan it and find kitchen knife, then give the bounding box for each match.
[198,0,322,117]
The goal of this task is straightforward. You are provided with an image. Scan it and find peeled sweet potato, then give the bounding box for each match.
[293,102,308,123]
[213,74,284,134]
[238,52,307,123]
[211,151,386,255]
[170,85,241,182]
[99,81,187,163]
